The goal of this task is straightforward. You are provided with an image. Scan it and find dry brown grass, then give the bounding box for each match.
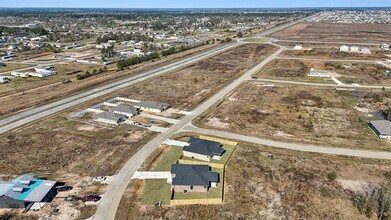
[115,44,277,110]
[196,82,391,151]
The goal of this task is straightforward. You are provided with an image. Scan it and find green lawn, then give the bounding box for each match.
[173,168,224,200]
[244,37,269,43]
[152,146,182,171]
[141,179,172,205]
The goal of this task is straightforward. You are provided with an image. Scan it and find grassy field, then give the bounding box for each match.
[141,179,172,205]
[152,146,182,171]
[0,63,33,73]
[195,82,391,151]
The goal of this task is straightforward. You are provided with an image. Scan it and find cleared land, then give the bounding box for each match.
[272,22,391,43]
[115,142,391,219]
[115,43,277,110]
[0,63,34,73]
[255,59,391,85]
[282,47,390,60]
[195,82,391,151]
[0,43,220,116]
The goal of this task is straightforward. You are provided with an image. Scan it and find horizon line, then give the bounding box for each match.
[0,6,390,9]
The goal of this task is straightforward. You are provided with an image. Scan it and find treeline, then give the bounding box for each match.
[76,67,108,80]
[0,26,48,36]
[116,43,204,70]
[116,52,160,71]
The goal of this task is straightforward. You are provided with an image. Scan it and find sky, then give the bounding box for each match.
[0,0,390,8]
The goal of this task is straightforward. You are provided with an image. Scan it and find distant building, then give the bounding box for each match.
[0,62,5,67]
[1,54,15,61]
[350,46,360,53]
[340,45,349,52]
[34,66,54,73]
[360,47,371,54]
[111,104,139,118]
[171,164,219,193]
[369,120,391,139]
[135,101,170,113]
[0,175,57,209]
[380,43,390,50]
[294,44,303,50]
[183,137,225,161]
[95,112,127,125]
[308,68,330,77]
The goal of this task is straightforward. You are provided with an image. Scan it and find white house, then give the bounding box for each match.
[350,46,360,53]
[34,66,54,73]
[294,44,303,50]
[360,47,371,54]
[308,68,330,77]
[339,45,349,52]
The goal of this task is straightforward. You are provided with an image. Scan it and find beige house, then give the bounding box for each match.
[134,101,170,113]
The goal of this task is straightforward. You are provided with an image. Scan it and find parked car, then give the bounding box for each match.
[80,195,101,202]
[93,176,106,182]
[64,195,79,202]
[56,185,73,192]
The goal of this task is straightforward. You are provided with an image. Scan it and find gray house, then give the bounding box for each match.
[135,101,170,113]
[111,104,139,118]
[183,137,225,161]
[95,112,127,125]
[0,175,57,209]
[171,164,219,193]
[369,120,391,139]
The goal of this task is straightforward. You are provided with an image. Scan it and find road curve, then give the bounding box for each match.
[183,125,391,160]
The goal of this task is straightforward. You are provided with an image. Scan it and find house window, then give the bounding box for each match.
[184,190,187,193]
[190,186,193,190]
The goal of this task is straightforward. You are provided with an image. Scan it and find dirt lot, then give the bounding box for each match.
[256,59,391,85]
[272,22,391,43]
[0,43,220,117]
[195,82,391,151]
[115,141,391,220]
[114,44,277,110]
[0,115,155,176]
[282,47,390,60]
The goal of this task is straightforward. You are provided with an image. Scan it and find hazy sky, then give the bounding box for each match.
[1,0,390,8]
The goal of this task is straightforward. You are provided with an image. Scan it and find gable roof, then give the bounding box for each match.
[111,104,138,115]
[183,137,224,157]
[96,111,127,121]
[0,175,56,202]
[171,164,219,186]
[136,101,170,110]
[370,120,391,136]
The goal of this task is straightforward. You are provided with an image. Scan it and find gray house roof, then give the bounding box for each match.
[136,101,170,111]
[111,104,138,115]
[0,175,56,202]
[171,164,219,186]
[183,137,224,157]
[370,120,391,136]
[96,111,127,121]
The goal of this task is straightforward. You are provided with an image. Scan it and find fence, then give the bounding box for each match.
[178,159,225,169]
[199,135,238,146]
[170,198,223,205]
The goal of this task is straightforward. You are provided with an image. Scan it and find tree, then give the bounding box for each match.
[237,31,243,38]
[76,74,84,80]
[92,69,98,75]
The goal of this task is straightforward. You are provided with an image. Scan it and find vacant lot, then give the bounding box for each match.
[115,44,277,110]
[272,22,391,43]
[282,47,390,60]
[0,63,34,73]
[256,59,391,85]
[115,141,391,220]
[196,82,391,151]
[0,43,220,117]
[0,115,155,177]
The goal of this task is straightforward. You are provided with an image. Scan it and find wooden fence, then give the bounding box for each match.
[170,198,223,205]
[178,159,225,169]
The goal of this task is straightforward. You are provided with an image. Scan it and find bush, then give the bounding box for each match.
[327,171,337,181]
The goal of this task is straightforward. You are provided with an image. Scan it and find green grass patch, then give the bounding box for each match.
[173,168,224,200]
[152,146,182,171]
[142,179,172,205]
[244,37,269,43]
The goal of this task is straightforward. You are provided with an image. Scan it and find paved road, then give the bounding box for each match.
[183,125,391,160]
[92,44,285,220]
[278,56,379,63]
[250,78,391,89]
[0,43,237,133]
